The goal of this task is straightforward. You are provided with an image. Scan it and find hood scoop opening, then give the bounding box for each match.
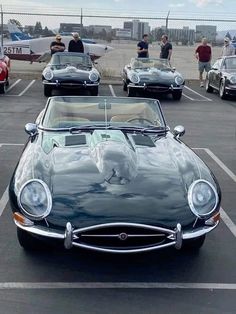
[65,134,86,146]
[132,134,155,147]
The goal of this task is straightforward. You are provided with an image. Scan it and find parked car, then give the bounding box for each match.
[206,55,236,99]
[0,54,10,94]
[9,96,221,253]
[42,52,100,97]
[122,57,185,100]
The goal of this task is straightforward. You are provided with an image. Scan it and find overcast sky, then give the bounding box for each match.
[2,0,236,31]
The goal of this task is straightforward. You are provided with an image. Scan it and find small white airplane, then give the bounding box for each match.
[3,22,113,62]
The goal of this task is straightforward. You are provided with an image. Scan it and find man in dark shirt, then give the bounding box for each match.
[50,34,65,55]
[137,34,149,58]
[68,32,84,53]
[160,34,172,60]
[195,37,212,87]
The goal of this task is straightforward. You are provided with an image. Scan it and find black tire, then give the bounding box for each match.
[219,79,227,99]
[172,90,182,100]
[6,77,9,87]
[182,235,206,251]
[90,86,98,96]
[127,87,136,97]
[44,85,52,97]
[205,78,213,93]
[0,83,6,94]
[123,81,127,91]
[17,227,46,251]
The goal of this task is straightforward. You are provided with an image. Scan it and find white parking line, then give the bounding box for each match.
[182,92,195,101]
[0,186,9,217]
[184,85,212,101]
[0,282,235,290]
[109,84,116,97]
[18,80,36,96]
[6,79,22,93]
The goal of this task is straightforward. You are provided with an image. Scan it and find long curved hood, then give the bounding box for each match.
[133,68,180,84]
[11,130,219,229]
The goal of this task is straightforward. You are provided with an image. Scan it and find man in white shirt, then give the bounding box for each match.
[222,37,235,56]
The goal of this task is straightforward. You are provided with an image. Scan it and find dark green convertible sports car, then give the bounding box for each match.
[9,96,221,253]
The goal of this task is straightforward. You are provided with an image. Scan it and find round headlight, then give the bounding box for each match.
[89,71,99,82]
[43,69,53,80]
[175,76,184,85]
[229,75,236,84]
[129,73,140,84]
[188,179,219,218]
[18,179,52,220]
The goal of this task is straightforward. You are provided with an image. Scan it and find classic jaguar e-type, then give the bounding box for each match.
[206,55,236,99]
[9,96,221,253]
[122,58,185,100]
[0,53,10,94]
[42,52,100,97]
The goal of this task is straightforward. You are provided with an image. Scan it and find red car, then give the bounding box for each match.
[0,55,10,94]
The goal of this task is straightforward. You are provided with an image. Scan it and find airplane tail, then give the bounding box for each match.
[7,21,32,41]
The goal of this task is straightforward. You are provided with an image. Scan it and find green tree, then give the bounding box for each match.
[34,21,43,37]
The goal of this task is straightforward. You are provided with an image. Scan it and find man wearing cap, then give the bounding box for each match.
[222,37,235,56]
[50,35,66,55]
[68,33,84,53]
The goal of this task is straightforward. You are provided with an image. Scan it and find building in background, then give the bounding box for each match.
[123,20,150,40]
[195,25,217,43]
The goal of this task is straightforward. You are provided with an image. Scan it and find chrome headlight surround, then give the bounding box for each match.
[129,73,140,84]
[17,179,52,220]
[188,179,219,219]
[43,68,54,80]
[175,75,184,85]
[89,71,99,82]
[229,75,236,84]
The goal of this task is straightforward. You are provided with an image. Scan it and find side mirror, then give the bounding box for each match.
[25,123,38,137]
[173,125,185,139]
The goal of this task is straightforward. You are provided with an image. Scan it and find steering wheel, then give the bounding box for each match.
[126,117,153,124]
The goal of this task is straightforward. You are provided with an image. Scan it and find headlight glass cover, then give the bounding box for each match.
[18,179,52,220]
[129,73,140,84]
[229,75,236,84]
[89,71,99,82]
[188,179,219,218]
[43,68,53,80]
[175,76,184,85]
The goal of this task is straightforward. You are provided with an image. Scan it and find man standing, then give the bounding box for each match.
[68,32,84,53]
[50,34,65,55]
[160,34,172,60]
[137,34,149,58]
[221,37,235,56]
[195,37,212,87]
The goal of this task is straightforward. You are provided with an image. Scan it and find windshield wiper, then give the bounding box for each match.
[69,125,168,134]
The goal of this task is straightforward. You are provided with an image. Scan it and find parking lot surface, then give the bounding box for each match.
[0,79,235,314]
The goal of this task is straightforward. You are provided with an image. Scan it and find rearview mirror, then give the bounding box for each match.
[25,123,38,137]
[173,125,185,139]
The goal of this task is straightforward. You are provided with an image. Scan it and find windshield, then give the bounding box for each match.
[225,57,236,70]
[41,96,166,130]
[131,58,171,70]
[51,53,91,68]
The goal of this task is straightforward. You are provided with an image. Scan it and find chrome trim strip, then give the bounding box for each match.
[43,81,99,87]
[127,84,183,91]
[14,220,219,252]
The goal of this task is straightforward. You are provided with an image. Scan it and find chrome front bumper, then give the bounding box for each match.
[42,80,99,87]
[127,83,183,92]
[14,219,219,253]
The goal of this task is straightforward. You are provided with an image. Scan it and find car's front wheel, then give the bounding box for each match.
[205,78,213,93]
[123,81,128,91]
[182,235,206,251]
[219,79,227,99]
[17,228,46,251]
[127,87,136,97]
[172,90,182,100]
[0,83,6,94]
[44,85,52,97]
[90,86,98,96]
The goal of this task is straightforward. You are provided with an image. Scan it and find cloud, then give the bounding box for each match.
[169,3,185,8]
[190,0,223,7]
